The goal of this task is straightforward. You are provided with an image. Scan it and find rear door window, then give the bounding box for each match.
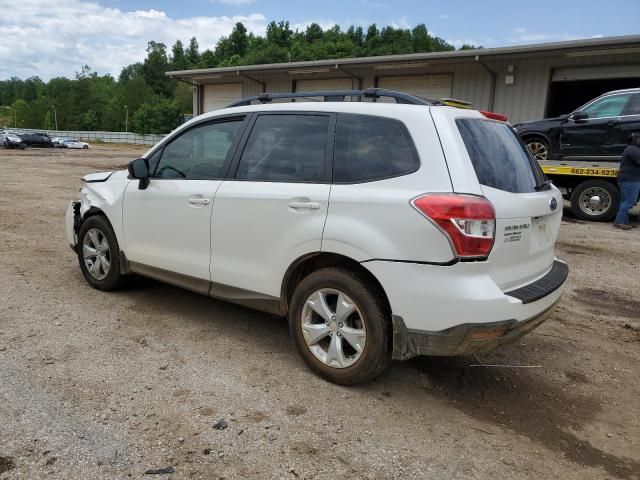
[623,93,640,116]
[235,114,330,183]
[333,113,419,183]
[456,118,541,193]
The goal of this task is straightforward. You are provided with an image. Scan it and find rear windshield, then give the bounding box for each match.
[456,118,540,193]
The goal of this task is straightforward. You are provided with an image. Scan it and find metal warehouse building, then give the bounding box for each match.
[167,35,640,124]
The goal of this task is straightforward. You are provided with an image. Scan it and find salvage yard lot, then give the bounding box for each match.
[0,145,639,479]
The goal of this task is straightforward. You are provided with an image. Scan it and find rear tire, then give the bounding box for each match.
[289,268,392,385]
[570,179,619,221]
[77,215,126,291]
[525,137,550,160]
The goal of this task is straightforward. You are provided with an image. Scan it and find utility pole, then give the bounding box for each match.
[14,108,16,128]
[54,108,58,130]
[125,105,128,133]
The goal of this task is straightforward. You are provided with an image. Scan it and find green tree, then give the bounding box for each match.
[346,26,364,47]
[229,22,249,57]
[305,23,324,43]
[10,99,28,128]
[175,82,193,113]
[432,36,456,51]
[131,97,181,134]
[412,24,432,52]
[266,21,293,48]
[200,49,217,68]
[142,42,174,98]
[171,40,188,70]
[43,111,53,130]
[186,37,200,66]
[80,110,99,130]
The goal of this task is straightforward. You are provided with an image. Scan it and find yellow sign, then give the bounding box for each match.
[541,166,618,178]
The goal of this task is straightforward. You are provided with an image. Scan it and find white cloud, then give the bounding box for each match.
[0,0,267,80]
[389,17,410,29]
[508,27,581,43]
[438,14,449,20]
[212,0,258,4]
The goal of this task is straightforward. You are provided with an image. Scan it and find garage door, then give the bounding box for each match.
[295,78,355,93]
[377,74,452,101]
[552,65,640,82]
[203,83,243,112]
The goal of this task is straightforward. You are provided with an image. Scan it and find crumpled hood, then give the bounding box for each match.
[82,170,127,183]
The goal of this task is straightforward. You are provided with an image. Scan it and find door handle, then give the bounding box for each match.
[607,120,620,126]
[288,201,320,210]
[188,197,211,206]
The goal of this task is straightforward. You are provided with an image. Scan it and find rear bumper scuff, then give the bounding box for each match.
[392,301,559,360]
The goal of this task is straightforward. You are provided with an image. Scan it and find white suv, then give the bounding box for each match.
[65,89,568,385]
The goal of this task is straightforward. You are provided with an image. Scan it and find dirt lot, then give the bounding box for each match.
[0,145,639,480]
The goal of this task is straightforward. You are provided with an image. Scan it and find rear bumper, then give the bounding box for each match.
[363,258,568,360]
[392,300,558,359]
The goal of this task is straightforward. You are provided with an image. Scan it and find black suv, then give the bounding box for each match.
[20,132,54,148]
[514,88,640,161]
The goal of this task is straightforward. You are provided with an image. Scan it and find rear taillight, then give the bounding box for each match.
[480,111,508,122]
[411,194,495,259]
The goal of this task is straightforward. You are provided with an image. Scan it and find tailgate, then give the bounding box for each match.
[451,115,564,291]
[483,186,563,290]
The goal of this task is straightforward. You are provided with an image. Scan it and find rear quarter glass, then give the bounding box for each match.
[456,118,542,194]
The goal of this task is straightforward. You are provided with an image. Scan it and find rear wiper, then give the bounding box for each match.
[534,179,552,191]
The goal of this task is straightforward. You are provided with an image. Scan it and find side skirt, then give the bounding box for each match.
[127,260,284,316]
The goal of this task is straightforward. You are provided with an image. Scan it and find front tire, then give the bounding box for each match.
[570,179,619,221]
[289,268,392,385]
[77,215,126,290]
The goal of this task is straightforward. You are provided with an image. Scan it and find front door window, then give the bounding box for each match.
[582,94,632,119]
[154,120,243,179]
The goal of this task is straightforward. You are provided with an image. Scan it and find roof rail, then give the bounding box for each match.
[226,88,437,107]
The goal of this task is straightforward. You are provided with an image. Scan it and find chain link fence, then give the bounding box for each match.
[9,128,166,146]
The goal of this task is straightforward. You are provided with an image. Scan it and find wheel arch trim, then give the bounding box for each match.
[280,251,392,318]
[520,131,552,146]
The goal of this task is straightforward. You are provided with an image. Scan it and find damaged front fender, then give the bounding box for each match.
[66,169,130,252]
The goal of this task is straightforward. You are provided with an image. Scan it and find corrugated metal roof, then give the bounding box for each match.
[166,35,640,78]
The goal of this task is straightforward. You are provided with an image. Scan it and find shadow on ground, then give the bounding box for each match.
[409,356,639,479]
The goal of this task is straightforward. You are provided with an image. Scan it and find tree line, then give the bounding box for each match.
[0,21,475,134]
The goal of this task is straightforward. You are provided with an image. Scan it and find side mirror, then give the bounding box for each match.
[128,158,150,190]
[571,111,589,122]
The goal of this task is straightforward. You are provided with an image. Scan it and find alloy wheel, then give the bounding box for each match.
[526,141,548,160]
[301,289,366,369]
[82,227,111,280]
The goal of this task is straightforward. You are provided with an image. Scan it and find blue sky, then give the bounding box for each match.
[110,0,640,46]
[1,0,638,79]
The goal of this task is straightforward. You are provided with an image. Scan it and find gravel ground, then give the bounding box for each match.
[0,145,639,480]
